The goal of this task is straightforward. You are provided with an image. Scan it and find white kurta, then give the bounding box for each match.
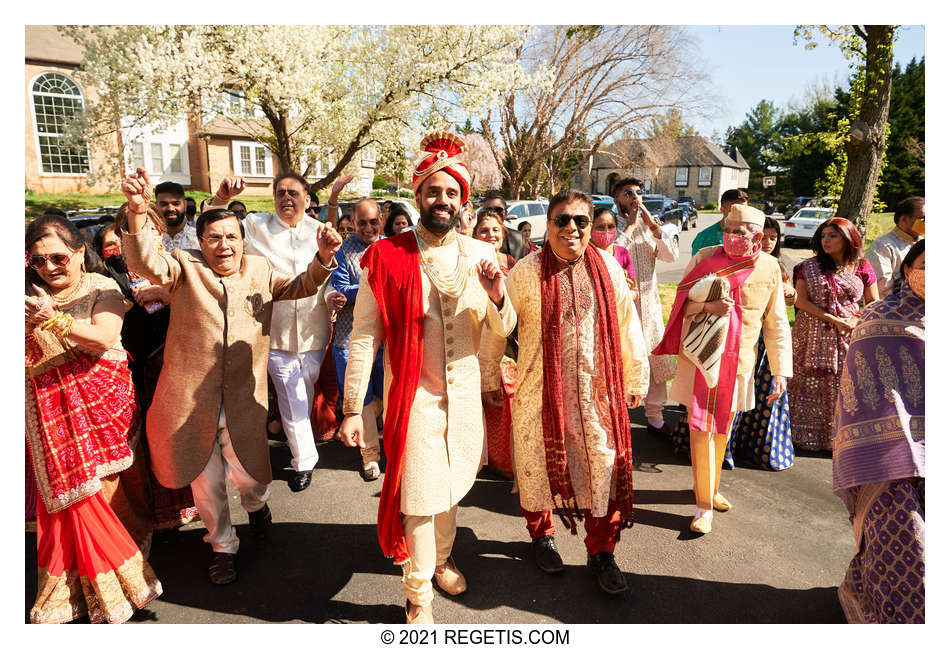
[490,248,650,517]
[342,228,517,516]
[620,220,679,381]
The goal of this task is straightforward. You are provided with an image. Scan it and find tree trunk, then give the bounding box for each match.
[836,25,895,238]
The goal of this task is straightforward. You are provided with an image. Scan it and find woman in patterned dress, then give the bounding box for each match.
[25,215,162,623]
[725,216,797,470]
[474,210,517,477]
[832,240,924,623]
[788,217,878,451]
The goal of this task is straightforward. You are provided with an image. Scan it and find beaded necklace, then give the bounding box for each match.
[50,272,87,305]
[414,229,469,298]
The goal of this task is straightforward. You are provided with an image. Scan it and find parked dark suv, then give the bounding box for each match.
[676,196,699,228]
[644,195,693,230]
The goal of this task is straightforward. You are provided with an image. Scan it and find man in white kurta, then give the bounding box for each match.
[340,131,516,624]
[206,173,339,493]
[486,190,649,595]
[864,196,924,297]
[612,178,679,435]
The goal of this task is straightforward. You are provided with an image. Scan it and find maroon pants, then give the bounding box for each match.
[521,500,623,555]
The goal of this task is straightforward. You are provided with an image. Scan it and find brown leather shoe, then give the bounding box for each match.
[433,556,467,595]
[405,600,434,624]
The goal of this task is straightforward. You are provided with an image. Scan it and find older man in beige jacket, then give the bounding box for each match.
[119,168,342,585]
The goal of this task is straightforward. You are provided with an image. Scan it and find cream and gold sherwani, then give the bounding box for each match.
[342,226,517,516]
[669,247,793,412]
[488,248,649,517]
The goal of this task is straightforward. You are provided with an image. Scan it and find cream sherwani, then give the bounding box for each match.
[670,247,793,413]
[486,248,649,517]
[342,226,517,514]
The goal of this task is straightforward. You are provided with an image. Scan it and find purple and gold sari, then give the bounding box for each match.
[832,283,924,623]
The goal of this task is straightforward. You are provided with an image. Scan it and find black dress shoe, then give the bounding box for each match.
[647,422,672,438]
[288,470,313,492]
[532,535,564,574]
[248,504,272,536]
[208,551,237,585]
[587,552,628,594]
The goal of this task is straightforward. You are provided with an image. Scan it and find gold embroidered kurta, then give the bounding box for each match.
[342,227,517,517]
[669,247,793,414]
[491,248,649,517]
[622,220,678,382]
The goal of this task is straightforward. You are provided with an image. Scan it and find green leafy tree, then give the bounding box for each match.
[878,57,924,209]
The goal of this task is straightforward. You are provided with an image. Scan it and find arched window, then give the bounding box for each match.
[31,72,90,175]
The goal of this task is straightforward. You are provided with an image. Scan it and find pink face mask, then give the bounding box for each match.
[723,232,760,259]
[591,230,617,249]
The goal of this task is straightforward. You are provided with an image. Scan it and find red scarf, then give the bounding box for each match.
[540,244,635,532]
[360,230,424,565]
[653,248,757,434]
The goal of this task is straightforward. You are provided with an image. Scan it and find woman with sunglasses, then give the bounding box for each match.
[473,209,518,478]
[25,214,162,623]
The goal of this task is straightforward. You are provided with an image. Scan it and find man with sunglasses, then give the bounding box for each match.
[120,167,342,585]
[483,189,649,595]
[611,177,679,438]
[206,172,342,494]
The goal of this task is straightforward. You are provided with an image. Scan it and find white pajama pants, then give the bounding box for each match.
[401,506,458,606]
[190,409,270,554]
[267,349,324,472]
[644,375,669,424]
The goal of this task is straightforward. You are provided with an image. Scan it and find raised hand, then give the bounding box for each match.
[330,173,355,198]
[475,258,505,306]
[315,222,343,265]
[215,177,246,202]
[121,167,153,213]
[25,284,55,325]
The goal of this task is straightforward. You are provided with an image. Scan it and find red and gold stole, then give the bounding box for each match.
[540,244,635,532]
[654,248,757,435]
[360,230,425,565]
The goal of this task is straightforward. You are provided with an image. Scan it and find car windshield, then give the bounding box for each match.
[643,199,664,213]
[795,209,830,220]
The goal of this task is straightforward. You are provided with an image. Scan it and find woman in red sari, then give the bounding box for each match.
[474,211,517,477]
[25,215,161,624]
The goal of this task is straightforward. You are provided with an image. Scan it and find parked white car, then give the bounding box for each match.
[782,207,834,246]
[504,200,549,244]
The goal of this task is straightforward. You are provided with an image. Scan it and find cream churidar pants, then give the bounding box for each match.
[190,408,270,554]
[644,376,669,424]
[401,506,458,607]
[689,412,735,510]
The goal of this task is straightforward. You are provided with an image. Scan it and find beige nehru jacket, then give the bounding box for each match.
[669,246,793,414]
[342,227,517,516]
[122,221,335,488]
[243,212,333,354]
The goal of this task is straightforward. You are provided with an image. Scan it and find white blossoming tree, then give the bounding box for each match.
[61,25,545,190]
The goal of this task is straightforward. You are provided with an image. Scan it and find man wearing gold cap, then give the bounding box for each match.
[339,131,517,623]
[655,204,792,534]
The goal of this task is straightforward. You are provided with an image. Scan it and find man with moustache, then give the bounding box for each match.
[482,189,649,594]
[339,132,516,624]
[206,172,341,493]
[119,167,342,585]
[612,177,679,436]
[153,181,200,252]
[329,198,385,481]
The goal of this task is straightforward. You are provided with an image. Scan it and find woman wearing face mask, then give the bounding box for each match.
[591,207,638,301]
[788,217,878,451]
[724,216,796,471]
[474,210,517,478]
[832,239,924,623]
[25,214,162,623]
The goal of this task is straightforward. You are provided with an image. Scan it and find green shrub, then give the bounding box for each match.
[372,175,387,190]
[702,202,717,210]
[370,190,387,197]
[397,189,414,199]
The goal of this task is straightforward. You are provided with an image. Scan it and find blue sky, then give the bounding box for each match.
[685,25,926,139]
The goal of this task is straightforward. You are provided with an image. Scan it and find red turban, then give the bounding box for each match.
[411,131,471,204]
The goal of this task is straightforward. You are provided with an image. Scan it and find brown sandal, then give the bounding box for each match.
[209,551,237,585]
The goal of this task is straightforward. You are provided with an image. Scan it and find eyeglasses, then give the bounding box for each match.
[550,213,591,229]
[28,250,76,270]
[201,234,242,245]
[339,228,355,236]
[623,189,644,198]
[305,207,317,214]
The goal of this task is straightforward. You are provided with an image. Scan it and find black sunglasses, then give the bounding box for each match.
[550,213,591,229]
[623,188,644,197]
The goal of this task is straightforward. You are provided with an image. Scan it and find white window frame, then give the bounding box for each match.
[698,167,712,187]
[29,71,92,177]
[125,139,190,178]
[675,167,689,187]
[231,140,274,178]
